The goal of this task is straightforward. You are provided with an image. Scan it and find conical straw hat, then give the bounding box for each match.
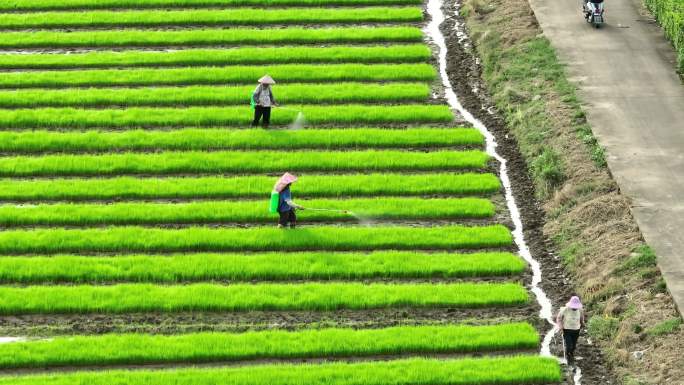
[258,75,276,85]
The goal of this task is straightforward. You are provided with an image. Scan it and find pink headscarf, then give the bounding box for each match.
[273,172,298,193]
[567,296,583,310]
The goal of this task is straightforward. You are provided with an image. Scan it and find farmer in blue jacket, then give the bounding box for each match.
[274,173,304,228]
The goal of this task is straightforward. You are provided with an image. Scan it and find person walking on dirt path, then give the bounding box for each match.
[274,173,304,228]
[556,295,585,365]
[251,75,277,128]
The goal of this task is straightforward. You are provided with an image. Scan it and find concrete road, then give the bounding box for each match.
[527,0,684,315]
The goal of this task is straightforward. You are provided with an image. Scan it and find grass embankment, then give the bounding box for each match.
[0,8,422,29]
[0,173,501,201]
[0,251,524,283]
[644,0,684,73]
[0,150,489,176]
[0,64,435,88]
[0,83,431,108]
[0,44,428,68]
[0,105,453,128]
[0,282,527,314]
[0,324,538,368]
[0,197,495,226]
[0,357,562,385]
[0,128,482,152]
[0,225,512,253]
[0,0,421,11]
[0,30,424,49]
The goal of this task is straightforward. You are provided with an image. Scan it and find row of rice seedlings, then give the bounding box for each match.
[47,130,453,153]
[0,29,424,49]
[0,357,562,385]
[0,7,422,29]
[0,150,488,176]
[0,64,435,88]
[0,173,501,201]
[0,197,495,226]
[0,323,538,368]
[0,251,524,283]
[0,225,512,253]
[0,83,431,109]
[0,282,527,314]
[0,0,422,11]
[0,105,454,129]
[0,128,482,153]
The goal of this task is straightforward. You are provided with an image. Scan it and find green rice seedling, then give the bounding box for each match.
[0,83,431,108]
[0,64,435,87]
[0,30,425,50]
[2,105,452,128]
[0,356,562,385]
[0,128,482,153]
[0,197,495,226]
[0,150,488,176]
[0,324,538,368]
[0,282,527,314]
[0,225,512,253]
[0,251,524,283]
[1,0,422,11]
[0,105,453,128]
[0,173,501,201]
[0,8,422,29]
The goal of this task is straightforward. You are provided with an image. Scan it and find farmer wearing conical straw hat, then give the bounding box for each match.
[556,295,585,365]
[251,75,278,128]
[273,172,304,228]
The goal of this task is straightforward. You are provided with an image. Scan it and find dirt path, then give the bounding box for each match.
[528,0,684,316]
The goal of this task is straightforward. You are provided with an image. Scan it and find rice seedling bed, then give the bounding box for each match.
[0,323,537,369]
[0,128,482,153]
[0,282,527,314]
[0,197,494,226]
[0,8,423,29]
[1,0,422,11]
[0,83,431,109]
[0,173,501,201]
[0,225,512,253]
[0,251,524,283]
[0,150,489,177]
[0,357,561,385]
[0,105,454,128]
[0,64,435,88]
[0,30,425,49]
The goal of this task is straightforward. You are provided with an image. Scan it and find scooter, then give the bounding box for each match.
[583,0,605,28]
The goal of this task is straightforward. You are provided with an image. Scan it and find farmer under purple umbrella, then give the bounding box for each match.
[274,172,305,228]
[556,295,586,365]
[251,75,278,128]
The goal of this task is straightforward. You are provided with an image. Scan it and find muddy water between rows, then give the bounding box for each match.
[422,1,582,383]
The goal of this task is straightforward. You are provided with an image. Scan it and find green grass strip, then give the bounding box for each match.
[1,0,422,11]
[0,128,482,153]
[0,225,512,253]
[0,197,495,226]
[0,150,488,177]
[0,251,524,283]
[0,357,562,385]
[0,8,422,29]
[0,83,431,108]
[0,29,424,50]
[0,282,527,314]
[0,324,538,369]
[0,173,501,201]
[0,64,436,88]
[0,105,454,129]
